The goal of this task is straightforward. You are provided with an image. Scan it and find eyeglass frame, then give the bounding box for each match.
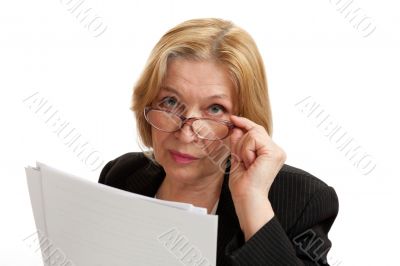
[143,106,235,140]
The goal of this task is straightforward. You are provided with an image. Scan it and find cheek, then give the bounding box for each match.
[151,130,167,158]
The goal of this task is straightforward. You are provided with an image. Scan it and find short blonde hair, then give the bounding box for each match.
[131,18,272,148]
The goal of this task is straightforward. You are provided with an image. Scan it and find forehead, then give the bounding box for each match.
[160,59,235,100]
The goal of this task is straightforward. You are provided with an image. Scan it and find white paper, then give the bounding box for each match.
[25,162,218,266]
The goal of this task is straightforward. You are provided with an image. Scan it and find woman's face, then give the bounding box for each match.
[151,58,237,183]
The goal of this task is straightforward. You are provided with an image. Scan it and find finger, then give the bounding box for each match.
[230,115,264,133]
[229,128,245,172]
[230,127,244,158]
[229,152,244,174]
[233,132,250,169]
[244,137,257,167]
[238,134,256,169]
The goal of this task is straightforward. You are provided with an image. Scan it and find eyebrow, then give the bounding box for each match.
[160,86,229,100]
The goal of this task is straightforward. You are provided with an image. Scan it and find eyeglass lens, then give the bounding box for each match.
[146,109,229,140]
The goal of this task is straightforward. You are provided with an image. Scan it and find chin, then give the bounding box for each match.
[164,165,201,182]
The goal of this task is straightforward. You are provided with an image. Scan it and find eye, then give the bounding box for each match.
[159,96,178,109]
[208,104,226,115]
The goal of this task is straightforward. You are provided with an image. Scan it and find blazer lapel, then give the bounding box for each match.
[215,161,242,264]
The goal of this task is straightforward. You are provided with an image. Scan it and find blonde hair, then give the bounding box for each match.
[131,18,272,148]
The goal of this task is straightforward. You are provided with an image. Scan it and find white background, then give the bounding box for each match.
[1,0,399,265]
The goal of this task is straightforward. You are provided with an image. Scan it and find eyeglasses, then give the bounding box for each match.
[144,107,235,140]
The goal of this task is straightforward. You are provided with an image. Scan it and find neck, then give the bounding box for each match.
[156,172,224,214]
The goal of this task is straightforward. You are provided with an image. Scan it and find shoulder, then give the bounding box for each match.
[98,152,164,194]
[98,152,147,182]
[274,164,331,197]
[269,163,339,230]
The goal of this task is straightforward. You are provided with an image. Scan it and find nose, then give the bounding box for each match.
[174,122,198,143]
[173,110,200,143]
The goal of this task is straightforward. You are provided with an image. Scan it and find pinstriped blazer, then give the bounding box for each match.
[98,152,339,266]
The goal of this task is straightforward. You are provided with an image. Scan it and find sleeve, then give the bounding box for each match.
[224,186,339,265]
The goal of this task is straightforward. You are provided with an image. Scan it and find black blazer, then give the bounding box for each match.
[98,152,339,266]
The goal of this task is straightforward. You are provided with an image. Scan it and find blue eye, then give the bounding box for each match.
[208,104,226,115]
[160,96,178,109]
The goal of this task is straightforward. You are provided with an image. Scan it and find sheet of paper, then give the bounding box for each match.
[25,162,218,266]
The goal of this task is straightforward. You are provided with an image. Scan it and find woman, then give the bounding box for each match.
[99,18,339,265]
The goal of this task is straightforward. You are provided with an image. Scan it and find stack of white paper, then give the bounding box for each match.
[25,162,218,266]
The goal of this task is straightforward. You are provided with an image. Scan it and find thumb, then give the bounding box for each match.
[230,127,243,157]
[229,127,244,172]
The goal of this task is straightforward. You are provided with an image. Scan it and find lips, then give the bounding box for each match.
[170,150,199,160]
[170,150,199,165]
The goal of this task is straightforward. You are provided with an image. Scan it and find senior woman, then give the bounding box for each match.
[98,18,339,265]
